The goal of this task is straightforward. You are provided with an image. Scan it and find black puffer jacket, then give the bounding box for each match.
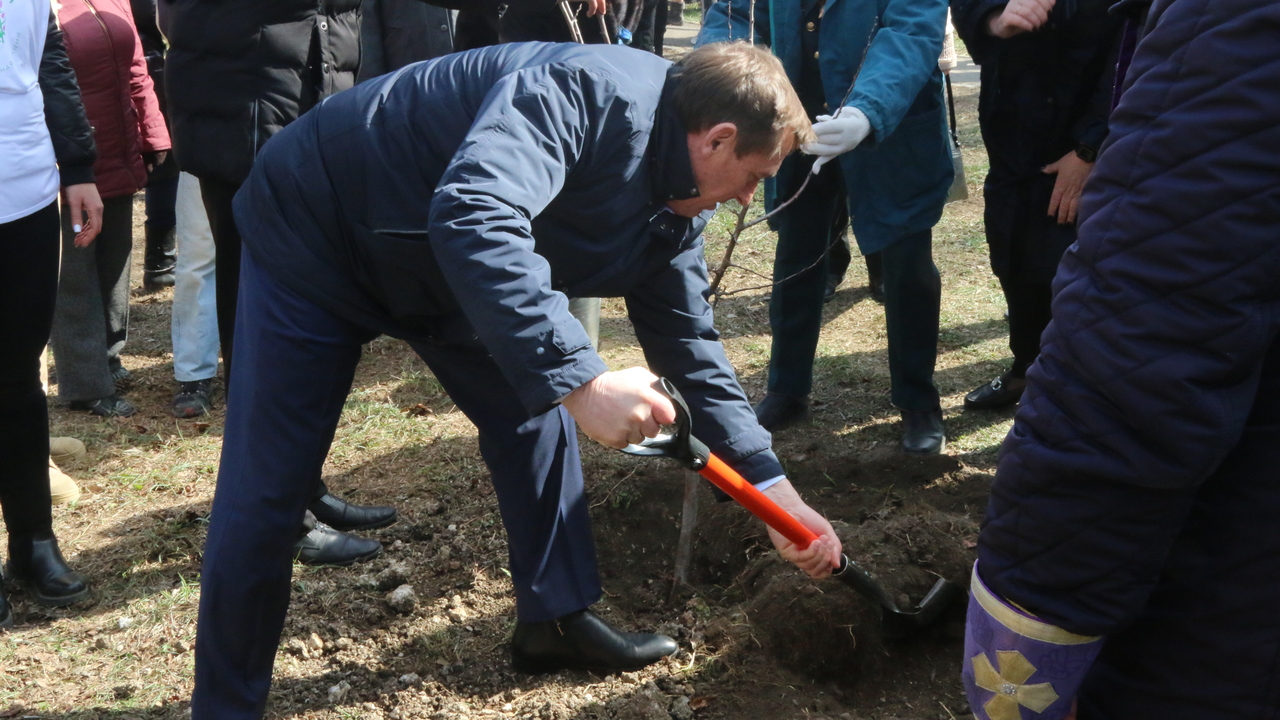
[162,0,361,185]
[40,10,97,186]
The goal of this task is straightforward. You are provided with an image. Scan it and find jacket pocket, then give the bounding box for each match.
[348,225,459,327]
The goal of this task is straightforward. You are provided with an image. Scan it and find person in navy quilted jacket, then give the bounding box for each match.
[962,1,1280,718]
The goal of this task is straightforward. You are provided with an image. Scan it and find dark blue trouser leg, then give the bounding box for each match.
[408,340,602,623]
[881,228,941,411]
[767,160,848,397]
[192,253,372,720]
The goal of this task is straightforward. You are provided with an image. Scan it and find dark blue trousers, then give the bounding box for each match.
[192,252,601,720]
[768,159,942,411]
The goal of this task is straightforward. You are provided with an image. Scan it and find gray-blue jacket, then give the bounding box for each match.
[235,42,784,483]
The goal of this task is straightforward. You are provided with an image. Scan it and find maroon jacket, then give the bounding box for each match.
[58,0,169,199]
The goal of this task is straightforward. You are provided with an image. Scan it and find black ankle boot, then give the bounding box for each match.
[5,537,89,607]
[511,609,678,674]
[0,582,12,629]
[143,225,177,291]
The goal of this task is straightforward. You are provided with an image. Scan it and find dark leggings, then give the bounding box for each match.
[0,202,60,544]
[199,177,243,388]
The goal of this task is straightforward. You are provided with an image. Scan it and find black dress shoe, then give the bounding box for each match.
[963,373,1027,410]
[69,394,137,418]
[823,272,843,304]
[753,393,811,431]
[511,609,678,674]
[0,584,12,630]
[294,522,382,567]
[5,537,89,607]
[308,492,398,532]
[901,407,946,455]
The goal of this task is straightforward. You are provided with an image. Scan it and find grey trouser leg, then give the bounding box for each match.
[51,195,134,401]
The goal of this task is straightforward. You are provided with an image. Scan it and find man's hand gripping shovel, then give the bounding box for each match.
[620,378,962,636]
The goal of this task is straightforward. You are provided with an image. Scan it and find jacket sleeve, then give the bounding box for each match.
[121,1,171,153]
[696,0,769,47]
[1068,26,1121,152]
[626,240,785,485]
[427,65,610,415]
[847,0,947,142]
[978,0,1280,637]
[948,0,1004,66]
[39,9,97,187]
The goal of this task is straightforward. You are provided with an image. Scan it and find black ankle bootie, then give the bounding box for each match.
[511,609,678,674]
[6,537,89,607]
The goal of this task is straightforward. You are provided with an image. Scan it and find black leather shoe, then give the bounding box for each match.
[511,609,678,674]
[69,395,136,418]
[308,492,398,532]
[753,393,811,431]
[901,407,946,455]
[0,583,12,629]
[823,272,843,304]
[293,522,382,567]
[5,537,89,607]
[963,373,1027,410]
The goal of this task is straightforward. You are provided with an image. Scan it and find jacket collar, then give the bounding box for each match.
[649,66,701,205]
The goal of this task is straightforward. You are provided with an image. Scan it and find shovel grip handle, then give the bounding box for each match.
[700,454,820,549]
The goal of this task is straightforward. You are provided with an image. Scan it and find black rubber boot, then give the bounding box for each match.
[511,609,678,674]
[5,536,89,607]
[143,224,177,291]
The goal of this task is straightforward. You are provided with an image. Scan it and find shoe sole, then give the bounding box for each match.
[3,575,90,607]
[901,437,947,456]
[510,652,670,675]
[295,545,382,568]
[320,515,399,533]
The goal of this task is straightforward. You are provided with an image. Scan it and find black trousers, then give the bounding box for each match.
[198,177,244,387]
[999,278,1053,377]
[0,202,60,544]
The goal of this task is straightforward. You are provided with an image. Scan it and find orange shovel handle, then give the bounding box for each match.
[699,453,819,550]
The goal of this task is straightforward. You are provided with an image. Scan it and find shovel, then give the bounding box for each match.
[620,378,962,636]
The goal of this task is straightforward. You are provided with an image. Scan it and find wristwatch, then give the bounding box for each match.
[1075,142,1098,163]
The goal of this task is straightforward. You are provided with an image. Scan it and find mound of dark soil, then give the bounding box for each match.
[728,507,976,682]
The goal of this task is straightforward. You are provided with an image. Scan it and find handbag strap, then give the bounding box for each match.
[945,74,960,146]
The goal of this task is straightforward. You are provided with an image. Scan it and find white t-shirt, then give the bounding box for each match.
[0,0,61,224]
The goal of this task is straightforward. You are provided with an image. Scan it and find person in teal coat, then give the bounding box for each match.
[699,0,954,453]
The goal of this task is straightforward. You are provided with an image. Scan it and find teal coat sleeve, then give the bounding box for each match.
[842,0,947,141]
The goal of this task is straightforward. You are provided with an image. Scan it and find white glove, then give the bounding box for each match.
[803,106,871,174]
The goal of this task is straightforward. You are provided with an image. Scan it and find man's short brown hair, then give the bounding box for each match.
[670,42,814,158]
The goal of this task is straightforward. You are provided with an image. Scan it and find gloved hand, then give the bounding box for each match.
[803,106,871,174]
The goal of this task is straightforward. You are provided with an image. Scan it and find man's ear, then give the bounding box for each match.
[704,122,739,153]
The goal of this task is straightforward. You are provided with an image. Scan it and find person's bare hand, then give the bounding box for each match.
[572,0,607,17]
[761,479,842,578]
[561,367,676,449]
[63,183,103,247]
[1043,150,1093,224]
[987,0,1055,38]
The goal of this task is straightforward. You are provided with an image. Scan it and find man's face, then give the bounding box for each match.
[668,123,792,218]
